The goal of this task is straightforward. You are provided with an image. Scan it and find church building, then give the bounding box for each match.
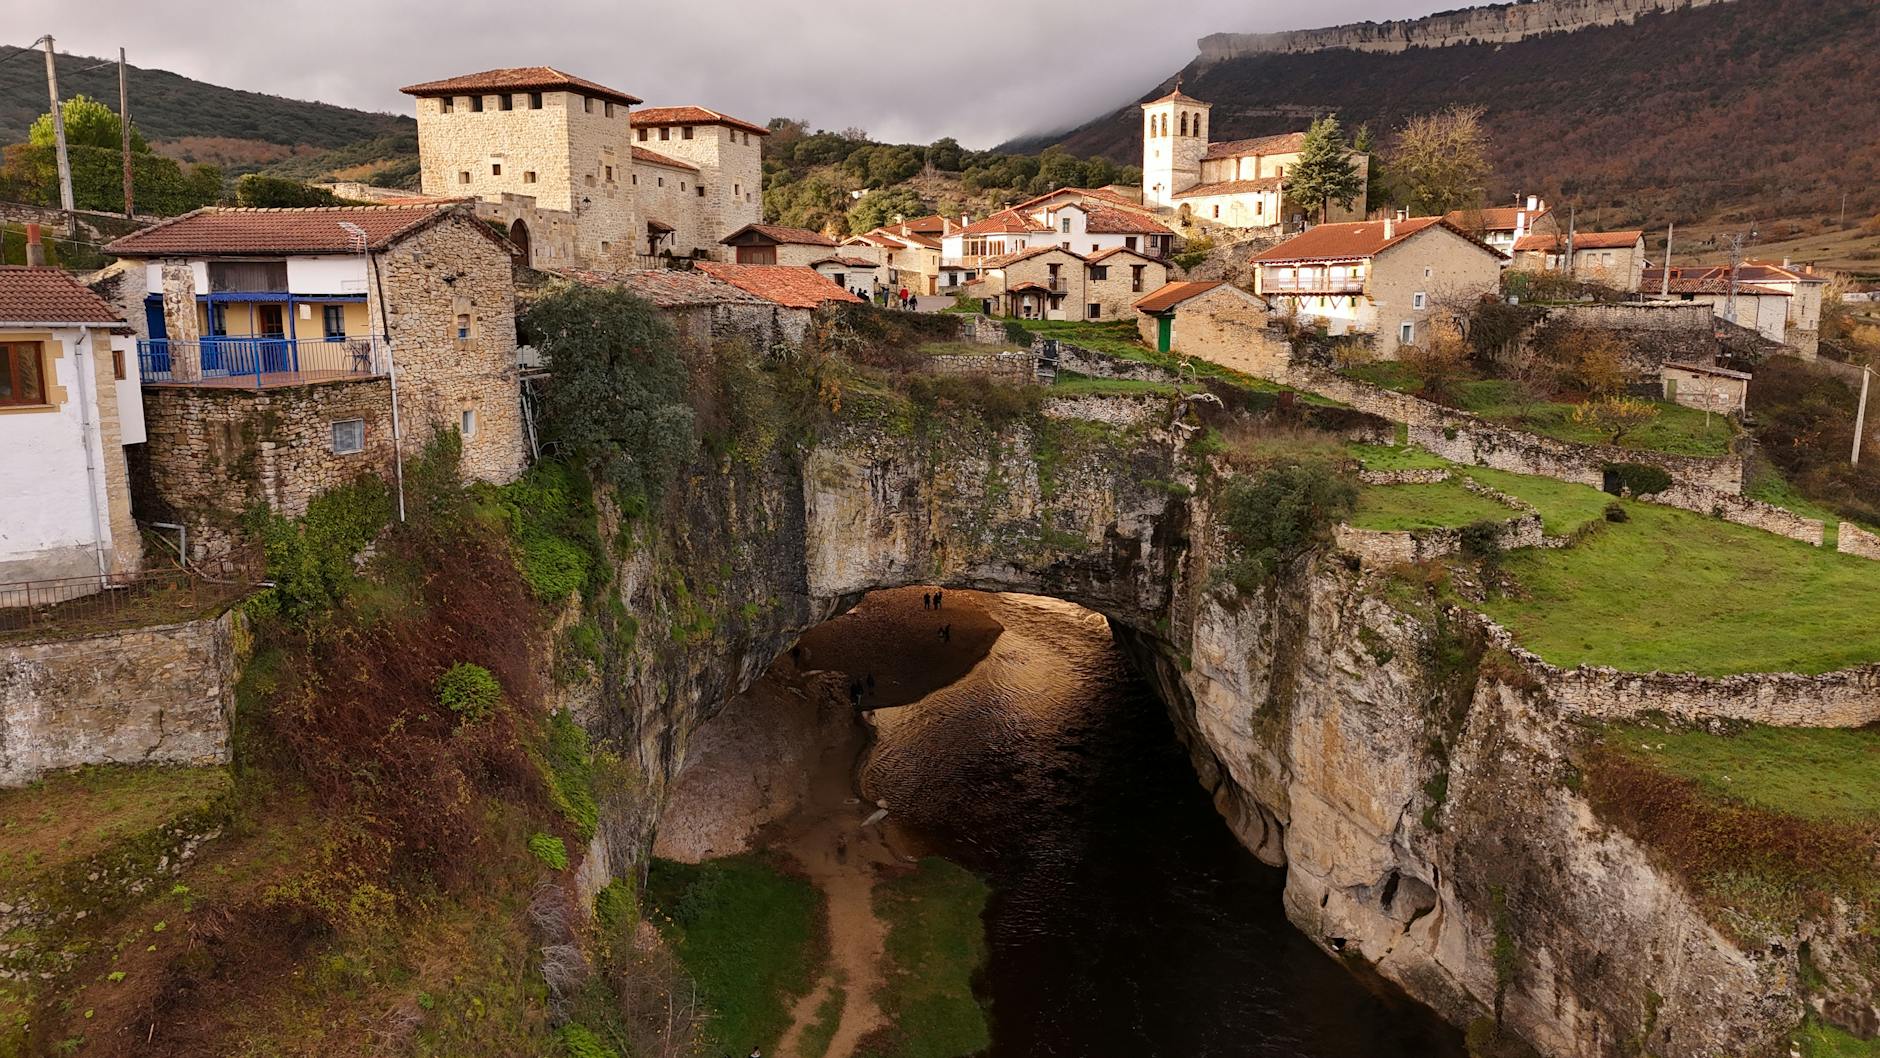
[1140,87,1368,230]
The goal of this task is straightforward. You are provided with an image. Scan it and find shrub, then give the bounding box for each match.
[557,1024,620,1058]
[496,460,606,602]
[1459,519,1505,565]
[594,880,638,933]
[435,662,502,721]
[529,832,570,870]
[1219,460,1357,590]
[248,478,394,621]
[1572,396,1660,445]
[1603,501,1629,523]
[1603,462,1672,497]
[234,173,352,207]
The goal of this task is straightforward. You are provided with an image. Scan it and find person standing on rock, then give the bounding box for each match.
[922,591,931,609]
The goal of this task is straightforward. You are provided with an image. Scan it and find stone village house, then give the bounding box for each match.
[398,68,765,271]
[1133,279,1291,377]
[721,224,840,267]
[1251,216,1504,353]
[0,267,144,585]
[1643,261,1828,355]
[1510,229,1648,291]
[937,193,1174,289]
[1445,198,1557,257]
[99,204,527,554]
[967,245,1170,321]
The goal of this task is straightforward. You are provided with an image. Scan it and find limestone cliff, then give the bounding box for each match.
[573,386,1846,1058]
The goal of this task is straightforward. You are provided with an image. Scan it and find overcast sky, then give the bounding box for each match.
[18,0,1444,148]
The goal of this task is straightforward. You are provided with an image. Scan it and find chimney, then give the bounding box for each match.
[1384,216,1395,240]
[1781,257,1791,268]
[1526,194,1539,211]
[24,223,45,267]
[1516,210,1528,237]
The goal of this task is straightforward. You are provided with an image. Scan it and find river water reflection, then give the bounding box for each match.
[861,593,1465,1058]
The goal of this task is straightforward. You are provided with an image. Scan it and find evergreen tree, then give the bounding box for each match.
[1283,116,1364,224]
[1352,123,1387,213]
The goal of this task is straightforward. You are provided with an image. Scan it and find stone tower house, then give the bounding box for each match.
[1140,86,1209,209]
[629,107,765,254]
[401,68,645,268]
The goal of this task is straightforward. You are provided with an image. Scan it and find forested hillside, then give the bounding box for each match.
[1012,0,1879,233]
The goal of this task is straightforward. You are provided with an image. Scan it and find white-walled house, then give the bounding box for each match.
[1037,202,1175,260]
[0,267,144,585]
[1644,272,1792,344]
[1251,216,1503,352]
[1643,261,1828,355]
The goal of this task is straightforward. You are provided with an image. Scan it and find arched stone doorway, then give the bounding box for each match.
[508,219,532,265]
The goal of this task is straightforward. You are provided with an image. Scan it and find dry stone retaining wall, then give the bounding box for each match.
[1335,512,1544,569]
[1647,482,1825,546]
[1840,521,1880,560]
[0,608,242,787]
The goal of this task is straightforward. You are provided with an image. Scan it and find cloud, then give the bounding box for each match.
[18,0,1445,149]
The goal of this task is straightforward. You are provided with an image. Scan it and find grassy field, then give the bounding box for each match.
[644,856,825,1055]
[1013,318,1343,405]
[860,857,991,1058]
[0,765,230,889]
[1796,1019,1880,1058]
[1348,442,1450,472]
[1343,366,1736,456]
[1599,724,1880,822]
[1349,480,1516,532]
[1482,501,1880,675]
[1455,466,1613,537]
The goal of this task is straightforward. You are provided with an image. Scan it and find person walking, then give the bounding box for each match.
[934,589,944,609]
[922,591,932,610]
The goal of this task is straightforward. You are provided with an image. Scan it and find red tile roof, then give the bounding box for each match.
[1513,230,1643,252]
[694,262,860,308]
[1172,177,1283,200]
[952,208,1050,238]
[1086,246,1160,264]
[630,106,769,137]
[1741,260,1829,284]
[0,267,125,325]
[560,268,770,307]
[400,67,641,106]
[722,223,837,247]
[104,205,472,257]
[1143,87,1209,107]
[1011,186,1148,214]
[1202,132,1307,161]
[1254,217,1500,264]
[810,256,881,269]
[887,230,941,249]
[1082,206,1173,235]
[1444,206,1551,233]
[894,215,953,235]
[984,245,1083,268]
[1642,271,1791,297]
[1133,280,1228,313]
[632,145,699,171]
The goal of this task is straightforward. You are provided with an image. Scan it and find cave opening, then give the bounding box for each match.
[651,587,1463,1058]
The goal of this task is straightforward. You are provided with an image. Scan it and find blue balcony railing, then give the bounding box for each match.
[138,335,389,388]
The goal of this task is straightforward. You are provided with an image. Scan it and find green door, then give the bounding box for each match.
[1156,315,1172,354]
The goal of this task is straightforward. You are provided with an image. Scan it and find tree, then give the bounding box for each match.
[1352,123,1388,212]
[1389,105,1492,216]
[1572,396,1660,445]
[1283,116,1364,224]
[30,95,147,153]
[847,186,925,234]
[925,137,964,172]
[235,173,351,207]
[522,286,695,512]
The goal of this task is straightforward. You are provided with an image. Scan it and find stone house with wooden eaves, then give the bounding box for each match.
[1510,230,1647,291]
[0,267,144,586]
[1252,216,1503,354]
[1134,279,1290,377]
[721,224,839,268]
[102,204,527,554]
[1084,248,1168,320]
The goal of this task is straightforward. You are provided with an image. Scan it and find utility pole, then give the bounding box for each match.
[118,47,134,219]
[1855,364,1871,467]
[1661,222,1673,297]
[1565,205,1576,279]
[1722,231,1751,327]
[40,36,75,222]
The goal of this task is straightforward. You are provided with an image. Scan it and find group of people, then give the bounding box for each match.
[845,285,920,312]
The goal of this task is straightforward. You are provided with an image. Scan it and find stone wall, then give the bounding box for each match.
[1333,512,1545,568]
[1646,482,1824,545]
[0,608,242,786]
[1839,521,1880,560]
[1532,302,1720,374]
[132,378,395,554]
[926,350,1037,382]
[1197,0,1733,61]
[369,211,528,485]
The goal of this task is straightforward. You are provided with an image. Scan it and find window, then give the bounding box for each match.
[322,304,346,339]
[1061,241,1070,250]
[441,97,453,114]
[657,177,664,187]
[733,183,740,196]
[682,126,694,140]
[500,94,514,111]
[331,419,365,455]
[585,174,596,187]
[207,304,228,336]
[637,127,647,141]
[1131,264,1145,292]
[743,132,751,145]
[659,127,671,140]
[604,101,615,118]
[460,408,477,438]
[491,162,502,176]
[605,165,614,182]
[1413,292,1426,310]
[459,171,471,184]
[456,313,471,340]
[470,95,484,112]
[1424,266,1433,278]
[584,96,594,114]
[1212,205,1220,219]
[1090,244,1100,253]
[680,181,687,191]
[1125,236,1137,250]
[1399,322,1415,345]
[1060,217,1071,234]
[631,174,637,185]
[112,348,125,380]
[524,170,537,184]
[529,91,542,109]
[1087,303,1102,319]
[1089,265,1108,280]
[696,185,706,197]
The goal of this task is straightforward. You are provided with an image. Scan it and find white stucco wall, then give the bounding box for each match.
[286,256,371,295]
[112,334,144,445]
[0,326,117,582]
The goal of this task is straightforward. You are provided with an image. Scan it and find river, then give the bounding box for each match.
[859,592,1465,1058]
